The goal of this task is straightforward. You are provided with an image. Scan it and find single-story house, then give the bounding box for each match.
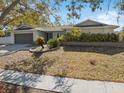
[12,19,119,44]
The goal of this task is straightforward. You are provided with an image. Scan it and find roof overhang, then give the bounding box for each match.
[35,27,63,32]
[75,19,120,30]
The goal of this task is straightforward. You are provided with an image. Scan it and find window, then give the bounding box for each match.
[57,32,61,38]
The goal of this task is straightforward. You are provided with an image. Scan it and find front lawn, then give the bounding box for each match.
[0,46,124,82]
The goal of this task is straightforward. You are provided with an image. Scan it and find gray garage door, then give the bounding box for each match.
[15,33,33,44]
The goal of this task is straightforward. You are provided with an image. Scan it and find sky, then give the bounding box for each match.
[56,0,124,31]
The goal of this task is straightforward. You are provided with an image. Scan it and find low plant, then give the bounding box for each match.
[35,37,45,49]
[47,38,60,48]
[119,27,124,41]
[71,27,81,41]
[64,27,81,41]
[5,31,11,36]
[0,31,5,37]
[57,35,65,44]
[64,32,73,41]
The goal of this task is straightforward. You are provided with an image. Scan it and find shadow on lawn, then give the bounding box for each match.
[0,82,18,93]
[4,55,55,75]
[53,77,73,93]
[0,70,40,93]
[63,46,124,55]
[0,82,30,93]
[0,81,59,93]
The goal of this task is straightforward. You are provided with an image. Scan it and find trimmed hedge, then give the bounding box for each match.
[119,30,124,41]
[64,32,119,42]
[58,35,65,44]
[80,33,119,42]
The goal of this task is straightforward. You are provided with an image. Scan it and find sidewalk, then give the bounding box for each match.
[0,68,124,93]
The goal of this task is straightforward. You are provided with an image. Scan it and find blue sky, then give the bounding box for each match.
[56,0,124,31]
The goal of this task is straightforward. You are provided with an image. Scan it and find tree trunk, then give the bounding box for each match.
[41,45,44,49]
[0,0,20,24]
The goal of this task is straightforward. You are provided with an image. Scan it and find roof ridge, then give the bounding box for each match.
[76,19,119,27]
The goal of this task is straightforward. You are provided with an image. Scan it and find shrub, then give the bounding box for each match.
[64,27,81,41]
[64,32,73,41]
[57,35,65,44]
[119,28,124,41]
[79,33,119,42]
[80,33,91,42]
[47,38,60,48]
[5,31,11,36]
[35,37,45,48]
[0,31,5,37]
[71,27,81,41]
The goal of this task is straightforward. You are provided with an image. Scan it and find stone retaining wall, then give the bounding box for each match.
[62,42,124,48]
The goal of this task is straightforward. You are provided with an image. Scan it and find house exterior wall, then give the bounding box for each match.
[37,31,46,41]
[79,27,114,33]
[65,27,114,34]
[37,31,64,42]
[53,31,63,39]
[0,32,14,44]
[33,31,40,41]
[14,30,38,43]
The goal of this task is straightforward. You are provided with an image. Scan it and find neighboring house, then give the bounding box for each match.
[3,19,119,44]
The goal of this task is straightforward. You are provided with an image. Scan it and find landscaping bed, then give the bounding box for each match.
[1,46,124,83]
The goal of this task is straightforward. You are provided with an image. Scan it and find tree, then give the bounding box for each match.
[0,0,61,27]
[0,0,124,27]
[0,0,20,24]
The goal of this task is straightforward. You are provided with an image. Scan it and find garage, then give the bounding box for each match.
[15,33,33,44]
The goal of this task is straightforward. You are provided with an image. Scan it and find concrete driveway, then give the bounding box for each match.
[0,44,35,55]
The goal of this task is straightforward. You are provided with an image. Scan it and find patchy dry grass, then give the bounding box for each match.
[1,46,124,82]
[0,51,32,68]
[44,47,124,82]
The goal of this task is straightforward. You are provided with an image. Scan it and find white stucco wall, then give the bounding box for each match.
[0,33,14,44]
[33,31,39,41]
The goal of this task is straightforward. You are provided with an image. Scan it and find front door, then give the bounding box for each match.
[47,32,53,41]
[44,32,53,42]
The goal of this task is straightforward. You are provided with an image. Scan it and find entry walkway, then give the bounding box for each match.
[0,44,35,56]
[0,68,124,93]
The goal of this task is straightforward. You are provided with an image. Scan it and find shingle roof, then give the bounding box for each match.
[75,19,119,29]
[15,19,119,31]
[15,24,33,30]
[35,26,72,32]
